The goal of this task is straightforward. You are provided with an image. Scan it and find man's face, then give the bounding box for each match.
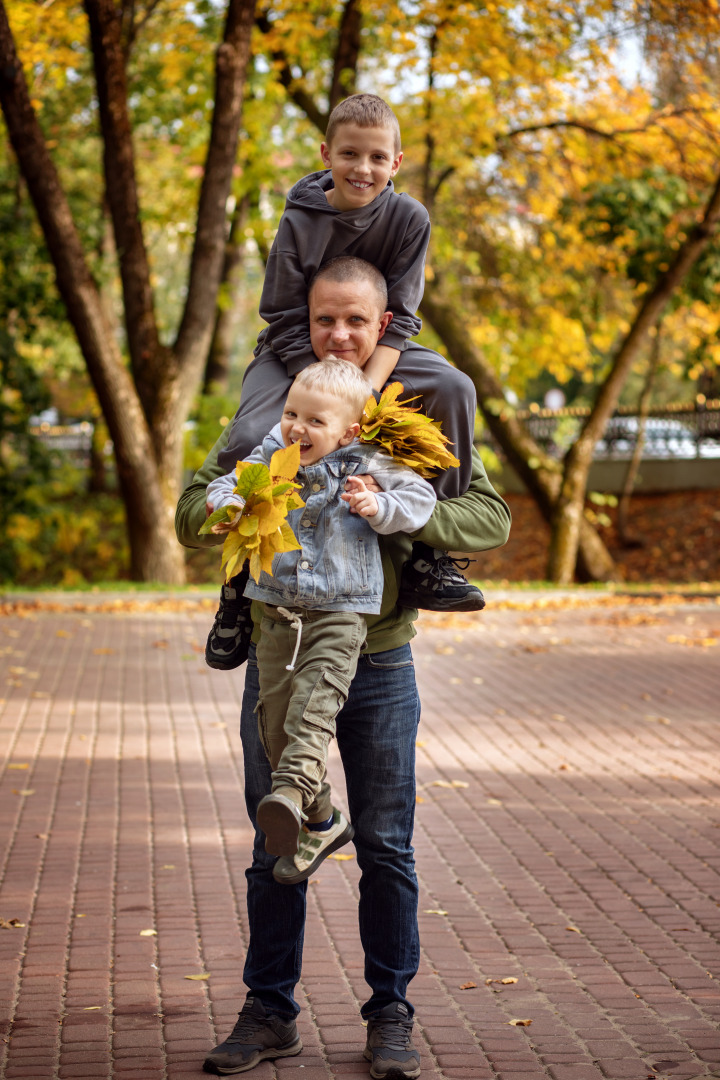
[309,278,392,368]
[321,123,402,212]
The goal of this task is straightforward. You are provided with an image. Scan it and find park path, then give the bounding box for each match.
[0,592,719,1080]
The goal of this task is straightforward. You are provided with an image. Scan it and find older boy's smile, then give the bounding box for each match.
[321,123,402,212]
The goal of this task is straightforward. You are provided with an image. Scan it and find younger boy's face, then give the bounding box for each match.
[281,383,360,467]
[321,123,402,212]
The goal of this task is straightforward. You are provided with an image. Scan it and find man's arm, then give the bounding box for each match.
[175,425,230,549]
[414,445,511,554]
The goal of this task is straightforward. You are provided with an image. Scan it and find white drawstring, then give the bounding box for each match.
[277,607,303,671]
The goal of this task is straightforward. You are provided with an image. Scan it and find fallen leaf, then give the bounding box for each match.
[0,918,25,929]
[327,853,354,861]
[75,914,87,919]
[486,798,503,806]
[565,926,581,933]
[12,789,35,796]
[162,865,175,870]
[423,909,448,916]
[184,973,210,980]
[139,929,157,937]
[508,1018,532,1027]
[501,977,519,984]
[7,763,29,770]
[459,981,477,990]
[56,630,71,637]
[83,1006,103,1011]
[558,764,570,771]
[645,714,671,725]
[423,780,469,789]
[152,640,169,649]
[92,648,114,655]
[551,713,566,722]
[415,796,425,804]
[8,666,26,675]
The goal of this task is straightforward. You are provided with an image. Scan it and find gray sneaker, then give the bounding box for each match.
[363,1001,420,1079]
[203,995,301,1075]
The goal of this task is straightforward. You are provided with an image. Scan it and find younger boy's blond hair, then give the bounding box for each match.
[294,356,373,421]
[325,93,401,156]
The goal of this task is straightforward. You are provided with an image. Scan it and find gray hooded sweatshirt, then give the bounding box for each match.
[255,170,431,376]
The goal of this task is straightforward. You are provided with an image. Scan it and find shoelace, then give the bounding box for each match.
[226,1008,265,1044]
[370,1018,413,1051]
[425,552,474,587]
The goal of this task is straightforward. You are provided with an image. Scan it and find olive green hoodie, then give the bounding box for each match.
[175,426,511,654]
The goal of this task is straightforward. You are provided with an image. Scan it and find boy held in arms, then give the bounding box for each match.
[205,94,483,672]
[205,357,437,883]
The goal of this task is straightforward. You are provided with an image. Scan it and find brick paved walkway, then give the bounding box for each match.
[1,593,719,1080]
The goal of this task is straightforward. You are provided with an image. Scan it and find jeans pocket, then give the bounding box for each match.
[365,646,414,671]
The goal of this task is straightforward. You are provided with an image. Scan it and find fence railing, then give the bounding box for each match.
[482,399,720,461]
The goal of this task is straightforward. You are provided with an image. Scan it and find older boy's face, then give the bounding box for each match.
[320,123,402,212]
[309,278,392,368]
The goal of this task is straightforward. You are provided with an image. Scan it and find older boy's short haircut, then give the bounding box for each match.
[294,356,373,421]
[325,93,401,156]
[310,256,388,313]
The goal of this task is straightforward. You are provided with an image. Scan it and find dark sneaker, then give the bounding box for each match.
[272,809,354,884]
[364,1001,420,1079]
[397,541,485,613]
[205,566,252,671]
[203,995,302,1075]
[257,792,305,856]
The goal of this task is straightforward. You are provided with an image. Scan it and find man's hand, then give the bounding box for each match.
[342,475,379,518]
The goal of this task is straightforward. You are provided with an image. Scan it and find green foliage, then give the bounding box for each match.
[184,392,239,473]
[1,466,129,587]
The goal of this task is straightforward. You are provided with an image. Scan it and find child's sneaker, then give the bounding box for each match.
[272,809,354,884]
[397,541,485,612]
[257,792,306,856]
[205,566,252,670]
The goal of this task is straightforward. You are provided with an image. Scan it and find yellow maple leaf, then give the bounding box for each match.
[360,383,460,477]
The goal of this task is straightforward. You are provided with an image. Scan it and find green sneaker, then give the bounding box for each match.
[272,809,354,884]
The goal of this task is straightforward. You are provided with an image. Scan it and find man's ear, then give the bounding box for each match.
[339,422,361,446]
[377,312,393,341]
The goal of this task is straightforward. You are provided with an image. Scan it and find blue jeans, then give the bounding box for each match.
[241,641,421,1020]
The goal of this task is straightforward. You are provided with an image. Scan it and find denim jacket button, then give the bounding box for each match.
[311,483,322,492]
[300,560,311,570]
[301,518,312,527]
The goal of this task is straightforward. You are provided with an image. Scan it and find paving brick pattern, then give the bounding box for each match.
[1,595,719,1080]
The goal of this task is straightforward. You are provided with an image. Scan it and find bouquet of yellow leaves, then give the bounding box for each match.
[199,442,305,583]
[360,382,460,477]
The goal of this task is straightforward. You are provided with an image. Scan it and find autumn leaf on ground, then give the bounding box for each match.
[184,973,210,980]
[423,909,449,916]
[0,918,25,929]
[7,763,29,770]
[139,929,157,936]
[509,1018,532,1027]
[359,383,460,476]
[199,442,305,583]
[565,926,581,933]
[486,977,519,985]
[459,981,477,990]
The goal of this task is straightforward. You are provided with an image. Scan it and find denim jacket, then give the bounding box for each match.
[207,424,437,614]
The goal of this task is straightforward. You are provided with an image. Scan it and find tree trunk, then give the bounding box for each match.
[547,165,720,582]
[204,192,252,394]
[0,0,256,583]
[617,334,661,546]
[420,285,617,582]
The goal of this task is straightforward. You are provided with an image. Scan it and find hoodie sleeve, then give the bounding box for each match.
[258,214,318,376]
[377,206,430,352]
[360,452,437,535]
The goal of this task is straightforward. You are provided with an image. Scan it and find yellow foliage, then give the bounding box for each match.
[360,383,460,476]
[200,442,305,584]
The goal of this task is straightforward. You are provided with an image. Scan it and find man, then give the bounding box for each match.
[175,258,511,1078]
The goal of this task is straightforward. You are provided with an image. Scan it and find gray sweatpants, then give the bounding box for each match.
[217,345,477,499]
[255,603,366,823]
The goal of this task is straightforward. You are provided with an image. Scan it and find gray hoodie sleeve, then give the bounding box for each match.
[360,451,437,536]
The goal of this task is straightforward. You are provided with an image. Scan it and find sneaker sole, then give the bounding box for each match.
[205,649,248,671]
[272,823,355,884]
[397,590,485,613]
[203,1037,302,1074]
[363,1047,421,1080]
[257,797,302,856]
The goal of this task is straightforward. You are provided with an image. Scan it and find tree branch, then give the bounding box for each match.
[502,106,712,143]
[255,10,327,134]
[85,0,161,411]
[329,0,361,110]
[175,0,256,373]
